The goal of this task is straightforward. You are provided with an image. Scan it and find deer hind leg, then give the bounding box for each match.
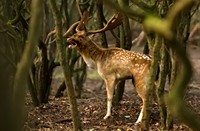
[134,76,147,124]
[135,99,145,124]
[103,77,116,119]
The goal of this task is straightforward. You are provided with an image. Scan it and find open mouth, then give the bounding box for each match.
[67,38,77,48]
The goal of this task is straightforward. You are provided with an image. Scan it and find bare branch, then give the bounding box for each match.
[76,0,83,17]
[45,27,56,44]
[132,31,146,46]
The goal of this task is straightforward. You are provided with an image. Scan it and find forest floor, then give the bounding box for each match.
[25,44,200,131]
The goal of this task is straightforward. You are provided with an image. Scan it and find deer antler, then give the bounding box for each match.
[63,21,80,38]
[76,10,89,32]
[87,13,123,34]
[45,21,80,45]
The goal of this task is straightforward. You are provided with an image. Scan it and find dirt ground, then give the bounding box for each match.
[25,44,200,131]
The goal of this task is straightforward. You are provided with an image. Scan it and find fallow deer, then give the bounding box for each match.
[66,11,152,124]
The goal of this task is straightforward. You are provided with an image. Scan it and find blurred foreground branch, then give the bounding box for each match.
[13,0,44,130]
[142,1,200,130]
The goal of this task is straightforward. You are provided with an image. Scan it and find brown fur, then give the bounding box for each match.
[67,31,151,123]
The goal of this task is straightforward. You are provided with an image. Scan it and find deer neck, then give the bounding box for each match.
[78,40,104,69]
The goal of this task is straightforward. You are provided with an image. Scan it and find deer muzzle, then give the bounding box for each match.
[67,38,77,48]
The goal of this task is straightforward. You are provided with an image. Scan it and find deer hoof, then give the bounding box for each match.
[103,115,110,119]
[135,121,141,127]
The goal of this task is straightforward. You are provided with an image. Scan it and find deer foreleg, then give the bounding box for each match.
[103,78,116,119]
[104,98,113,119]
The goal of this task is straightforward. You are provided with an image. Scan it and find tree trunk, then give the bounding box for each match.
[48,0,82,130]
[143,42,149,55]
[55,81,66,98]
[166,50,177,130]
[142,33,161,130]
[28,75,39,106]
[156,40,168,130]
[74,58,87,98]
[96,0,108,48]
[38,40,51,103]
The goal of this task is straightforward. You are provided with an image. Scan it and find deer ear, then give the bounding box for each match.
[78,30,87,36]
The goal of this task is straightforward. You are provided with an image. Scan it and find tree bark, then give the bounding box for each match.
[48,0,82,130]
[96,0,108,48]
[142,33,161,130]
[113,24,125,106]
[38,40,51,103]
[156,40,168,130]
[27,74,39,106]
